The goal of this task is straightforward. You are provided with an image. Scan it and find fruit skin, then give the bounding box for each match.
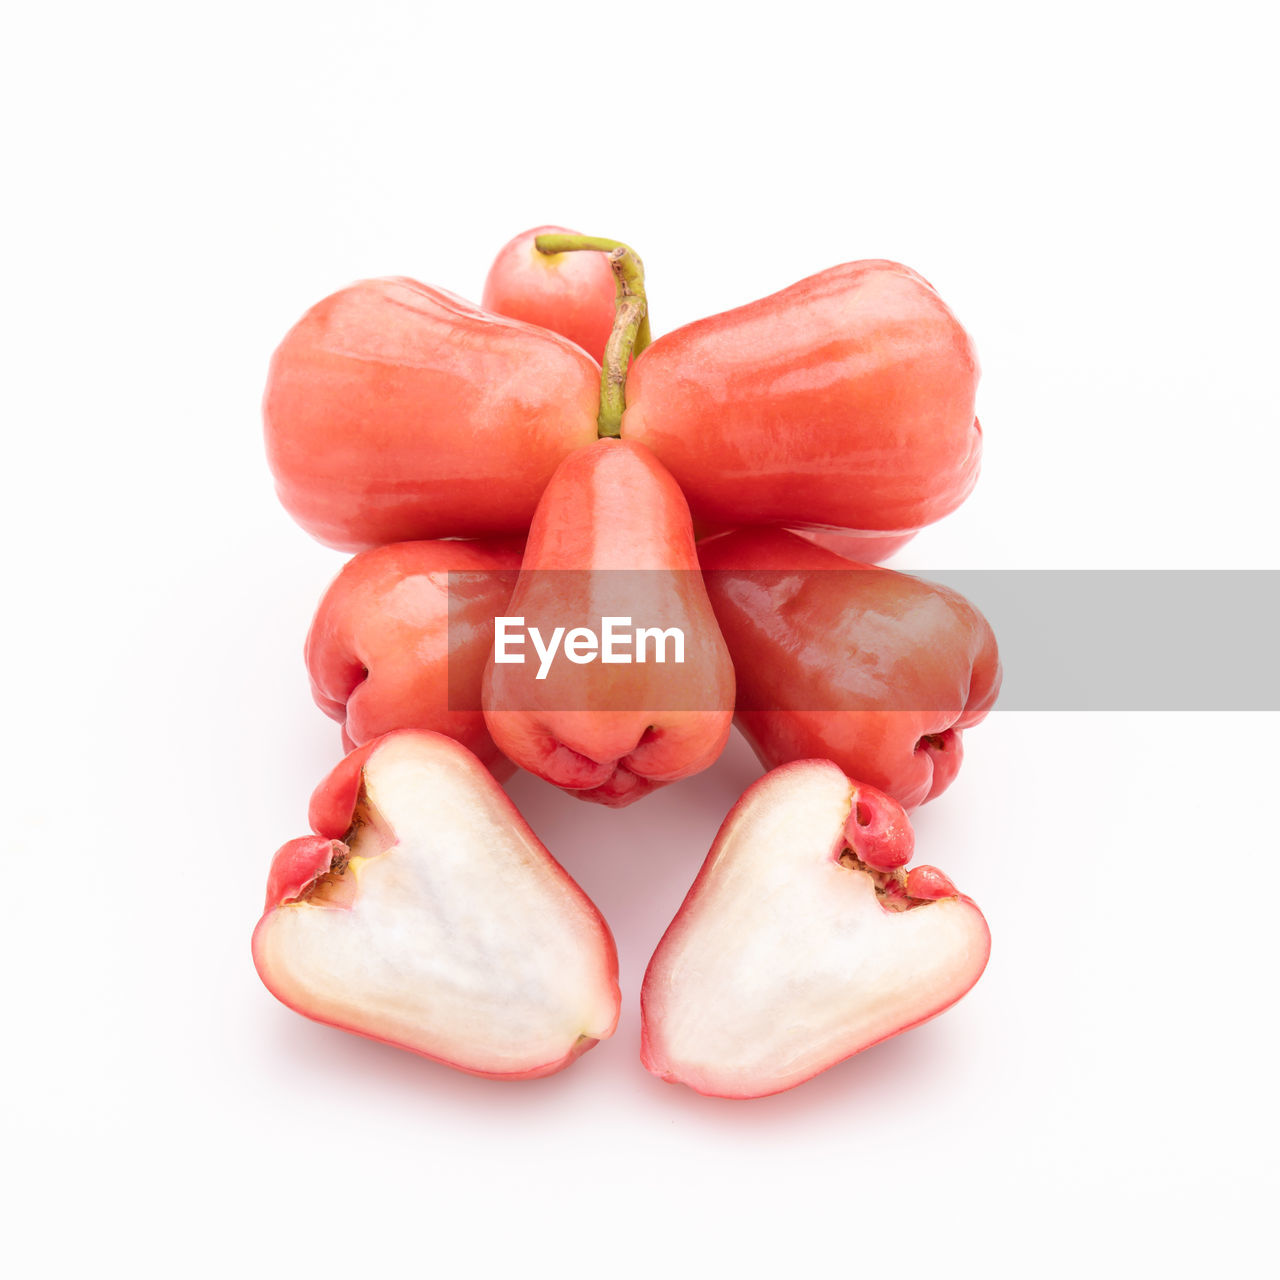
[788,525,917,564]
[640,759,990,1099]
[621,260,981,535]
[263,836,346,909]
[264,277,600,550]
[482,225,618,363]
[483,439,735,807]
[252,731,621,1081]
[693,523,915,566]
[699,528,1001,808]
[306,538,523,774]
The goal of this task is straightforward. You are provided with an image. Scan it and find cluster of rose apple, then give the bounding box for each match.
[253,228,1000,1099]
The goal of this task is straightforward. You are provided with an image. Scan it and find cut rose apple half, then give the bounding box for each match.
[641,760,989,1099]
[252,731,621,1080]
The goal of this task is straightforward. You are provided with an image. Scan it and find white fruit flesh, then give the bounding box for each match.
[642,760,989,1098]
[254,734,619,1077]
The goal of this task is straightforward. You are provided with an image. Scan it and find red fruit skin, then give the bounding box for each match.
[788,526,918,564]
[306,538,523,776]
[254,730,621,1082]
[483,440,735,807]
[699,528,1001,808]
[844,784,914,869]
[264,278,600,550]
[481,225,619,364]
[695,525,914,567]
[621,260,981,534]
[905,865,958,900]
[263,837,349,911]
[306,737,382,838]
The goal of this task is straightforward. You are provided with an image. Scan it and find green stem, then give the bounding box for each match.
[535,233,650,438]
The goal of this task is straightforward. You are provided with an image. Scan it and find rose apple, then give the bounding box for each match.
[622,260,981,537]
[252,731,621,1079]
[306,538,522,773]
[483,440,734,806]
[641,760,990,1098]
[264,278,599,549]
[482,225,619,363]
[699,528,1001,808]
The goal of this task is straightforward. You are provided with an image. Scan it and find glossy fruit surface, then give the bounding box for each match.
[788,525,917,563]
[482,225,618,363]
[699,528,1001,807]
[483,440,734,806]
[265,277,600,549]
[306,538,523,772]
[622,260,981,534]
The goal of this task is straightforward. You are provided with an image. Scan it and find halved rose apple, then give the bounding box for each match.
[641,759,989,1099]
[252,731,621,1080]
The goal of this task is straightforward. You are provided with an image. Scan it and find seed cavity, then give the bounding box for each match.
[297,853,358,908]
[838,847,929,912]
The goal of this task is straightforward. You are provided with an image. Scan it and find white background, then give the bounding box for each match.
[3,3,1276,1275]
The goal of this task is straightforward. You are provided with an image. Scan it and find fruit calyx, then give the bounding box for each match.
[837,848,959,911]
[292,849,356,908]
[263,834,355,916]
[842,782,914,869]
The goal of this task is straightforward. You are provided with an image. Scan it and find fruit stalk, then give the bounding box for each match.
[535,233,650,437]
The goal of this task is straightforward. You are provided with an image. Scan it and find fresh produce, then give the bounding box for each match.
[483,439,734,806]
[255,228,999,1100]
[482,225,620,363]
[252,731,621,1078]
[264,277,599,549]
[621,260,980,538]
[306,538,522,772]
[641,760,990,1098]
[699,527,1001,808]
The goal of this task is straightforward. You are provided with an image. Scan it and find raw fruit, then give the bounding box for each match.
[621,260,980,536]
[306,538,522,772]
[699,527,1000,808]
[482,225,619,363]
[641,759,989,1098]
[264,277,599,549]
[252,731,621,1079]
[483,439,734,807]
